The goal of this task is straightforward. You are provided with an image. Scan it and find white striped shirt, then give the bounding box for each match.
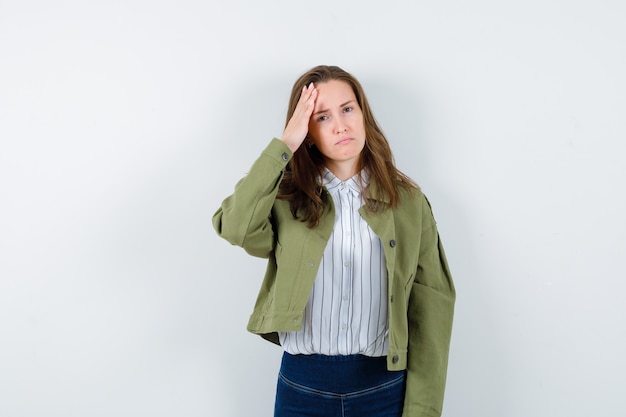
[279,169,389,357]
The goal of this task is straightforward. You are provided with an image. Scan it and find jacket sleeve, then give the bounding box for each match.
[212,138,292,258]
[403,196,456,417]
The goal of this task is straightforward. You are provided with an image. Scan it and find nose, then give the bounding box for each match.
[334,122,347,135]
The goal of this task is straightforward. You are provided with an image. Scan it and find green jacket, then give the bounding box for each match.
[213,139,455,417]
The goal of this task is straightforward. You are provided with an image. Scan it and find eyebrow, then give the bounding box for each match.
[313,100,355,116]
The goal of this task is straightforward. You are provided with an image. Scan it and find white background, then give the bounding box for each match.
[1,0,625,416]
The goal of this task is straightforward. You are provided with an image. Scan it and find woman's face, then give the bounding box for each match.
[308,80,366,175]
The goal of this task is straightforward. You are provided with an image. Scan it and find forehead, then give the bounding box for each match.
[314,80,356,106]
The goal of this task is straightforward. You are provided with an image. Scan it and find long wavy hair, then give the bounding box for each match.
[278,65,417,228]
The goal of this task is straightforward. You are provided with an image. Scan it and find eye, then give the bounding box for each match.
[317,115,328,122]
[343,106,353,113]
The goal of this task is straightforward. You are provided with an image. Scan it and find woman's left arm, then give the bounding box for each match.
[403,196,456,417]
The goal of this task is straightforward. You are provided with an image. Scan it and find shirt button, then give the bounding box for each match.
[392,355,399,364]
[281,152,289,161]
[344,261,350,267]
[343,295,349,301]
[389,239,396,247]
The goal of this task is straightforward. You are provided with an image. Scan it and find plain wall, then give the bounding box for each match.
[1,0,625,416]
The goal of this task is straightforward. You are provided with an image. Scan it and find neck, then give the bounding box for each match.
[325,160,359,181]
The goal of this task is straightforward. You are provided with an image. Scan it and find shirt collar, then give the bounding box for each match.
[322,168,366,198]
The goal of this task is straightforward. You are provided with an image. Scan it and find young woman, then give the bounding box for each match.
[213,65,455,417]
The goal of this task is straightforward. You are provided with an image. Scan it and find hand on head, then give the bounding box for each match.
[281,83,317,153]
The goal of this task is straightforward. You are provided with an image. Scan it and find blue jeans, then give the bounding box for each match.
[274,352,406,417]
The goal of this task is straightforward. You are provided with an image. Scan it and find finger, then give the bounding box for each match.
[299,82,316,102]
[300,84,316,108]
[304,87,317,114]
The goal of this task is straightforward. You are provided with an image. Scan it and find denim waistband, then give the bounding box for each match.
[279,352,405,394]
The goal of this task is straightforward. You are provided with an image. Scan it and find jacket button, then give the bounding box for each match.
[389,239,396,247]
[281,152,289,161]
[390,295,394,302]
[392,355,399,364]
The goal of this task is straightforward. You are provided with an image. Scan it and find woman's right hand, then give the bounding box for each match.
[281,82,317,153]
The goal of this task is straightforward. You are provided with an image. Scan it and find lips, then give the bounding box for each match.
[336,138,353,145]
